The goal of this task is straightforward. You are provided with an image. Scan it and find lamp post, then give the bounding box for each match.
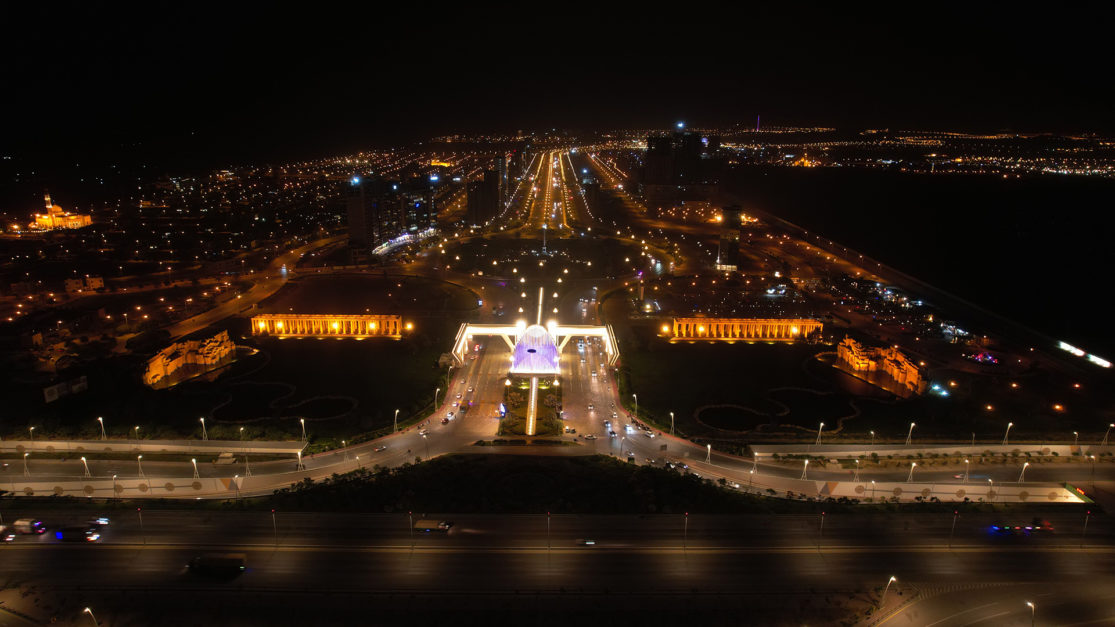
[964,459,969,483]
[28,426,34,442]
[81,456,91,478]
[394,409,400,433]
[1103,423,1114,446]
[299,418,306,442]
[871,480,876,500]
[949,510,958,548]
[1089,454,1096,491]
[134,425,140,440]
[705,443,711,463]
[801,459,809,480]
[342,440,348,462]
[137,455,144,478]
[748,469,754,492]
[905,422,915,446]
[191,458,199,479]
[852,459,860,482]
[907,462,917,482]
[422,433,429,459]
[408,511,414,550]
[23,453,29,477]
[138,507,145,545]
[878,576,897,609]
[815,422,824,446]
[97,417,106,440]
[234,474,240,499]
[199,417,208,441]
[1018,461,1029,482]
[1082,509,1091,548]
[297,451,304,470]
[1002,422,1013,446]
[633,393,638,420]
[988,478,994,502]
[870,430,875,447]
[239,426,245,441]
[1025,601,1035,627]
[271,509,278,545]
[83,607,100,626]
[112,474,117,501]
[683,512,688,550]
[669,411,674,436]
[1073,431,1079,448]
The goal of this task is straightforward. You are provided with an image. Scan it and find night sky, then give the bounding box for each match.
[4,6,1112,168]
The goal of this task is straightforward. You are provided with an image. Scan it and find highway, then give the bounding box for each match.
[1,510,1114,625]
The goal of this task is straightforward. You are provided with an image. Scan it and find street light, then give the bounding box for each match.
[907,462,917,482]
[1073,431,1079,447]
[97,417,106,440]
[878,576,897,609]
[1103,423,1115,446]
[299,418,307,442]
[905,422,915,446]
[963,459,969,483]
[137,455,144,478]
[28,426,34,442]
[239,426,245,441]
[669,411,674,436]
[134,425,140,440]
[81,456,91,478]
[434,387,441,410]
[1002,421,1013,446]
[801,459,809,480]
[191,458,199,479]
[1025,601,1035,627]
[23,453,29,477]
[199,417,208,441]
[112,474,117,501]
[83,607,100,626]
[632,393,638,420]
[869,430,875,447]
[1018,461,1029,482]
[815,422,824,446]
[988,478,994,502]
[394,409,400,433]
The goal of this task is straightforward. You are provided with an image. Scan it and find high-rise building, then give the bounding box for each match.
[467,169,500,226]
[346,177,402,250]
[716,205,742,271]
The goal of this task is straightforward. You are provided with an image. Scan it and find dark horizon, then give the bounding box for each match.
[5,6,1114,174]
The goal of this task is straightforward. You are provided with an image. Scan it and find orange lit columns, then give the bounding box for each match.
[251,314,406,339]
[666,317,822,341]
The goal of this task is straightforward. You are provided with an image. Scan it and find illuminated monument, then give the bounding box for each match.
[31,193,91,230]
[251,314,407,338]
[836,336,926,396]
[510,324,561,375]
[665,317,822,342]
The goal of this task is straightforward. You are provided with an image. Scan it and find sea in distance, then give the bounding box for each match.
[727,167,1115,359]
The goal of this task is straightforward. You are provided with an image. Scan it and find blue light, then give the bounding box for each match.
[676,121,685,129]
[56,532,63,539]
[351,176,360,185]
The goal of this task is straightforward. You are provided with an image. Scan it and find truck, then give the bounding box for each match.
[188,553,247,576]
[413,519,453,533]
[12,518,45,534]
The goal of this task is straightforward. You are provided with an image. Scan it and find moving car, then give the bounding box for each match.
[188,553,247,576]
[574,538,596,545]
[0,526,15,542]
[56,526,100,542]
[374,445,387,452]
[12,519,45,535]
[584,434,597,440]
[414,520,453,532]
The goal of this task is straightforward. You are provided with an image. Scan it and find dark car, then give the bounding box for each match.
[56,526,100,542]
[188,553,247,577]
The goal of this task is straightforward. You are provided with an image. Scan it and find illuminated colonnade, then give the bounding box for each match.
[667,317,822,341]
[251,314,406,339]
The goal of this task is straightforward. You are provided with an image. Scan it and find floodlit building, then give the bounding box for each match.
[142,331,235,387]
[837,336,927,395]
[31,193,91,231]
